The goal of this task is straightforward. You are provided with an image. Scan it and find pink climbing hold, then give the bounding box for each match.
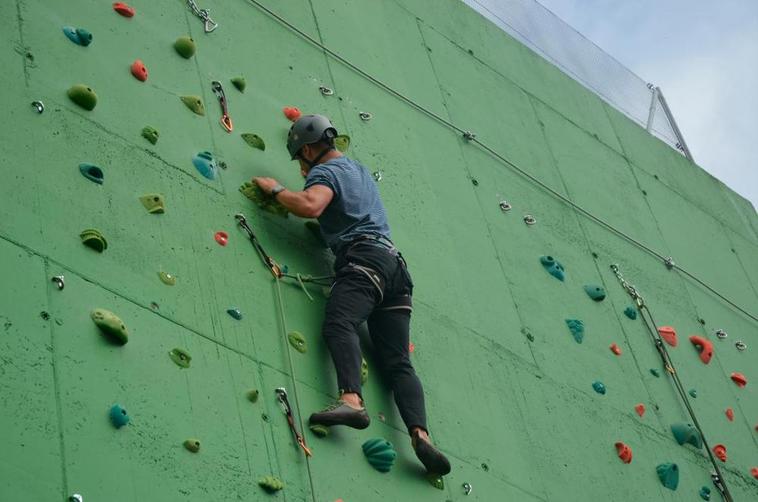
[214,231,228,246]
[730,372,747,388]
[283,106,302,122]
[113,2,135,17]
[130,59,148,82]
[409,342,415,353]
[751,467,758,479]
[610,343,622,356]
[657,326,678,347]
[614,442,632,464]
[725,407,734,422]
[634,404,646,417]
[688,335,713,364]
[712,444,726,462]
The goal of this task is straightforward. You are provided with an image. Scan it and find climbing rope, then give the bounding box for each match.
[611,264,733,502]
[244,0,758,326]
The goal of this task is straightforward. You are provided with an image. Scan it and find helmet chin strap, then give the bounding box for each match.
[304,146,335,168]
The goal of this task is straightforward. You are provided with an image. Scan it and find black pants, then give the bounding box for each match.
[322,240,427,433]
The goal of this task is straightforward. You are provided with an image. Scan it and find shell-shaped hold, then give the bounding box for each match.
[173,36,196,58]
[657,326,678,347]
[183,438,201,453]
[180,95,205,116]
[656,463,679,491]
[334,134,350,152]
[141,126,159,145]
[63,26,93,47]
[158,271,176,285]
[231,77,246,92]
[80,228,108,252]
[91,308,128,345]
[565,319,584,344]
[712,444,726,462]
[539,255,565,281]
[614,442,632,464]
[246,389,259,402]
[670,422,702,449]
[139,193,165,214]
[258,475,284,493]
[634,403,645,417]
[592,381,606,395]
[730,372,747,388]
[362,438,397,473]
[288,331,307,353]
[192,151,217,180]
[109,404,129,428]
[130,59,148,81]
[699,486,711,500]
[623,306,637,320]
[360,357,368,384]
[309,424,329,437]
[79,163,104,184]
[241,133,266,151]
[583,284,606,302]
[67,84,97,110]
[283,106,301,121]
[169,348,191,368]
[689,335,713,364]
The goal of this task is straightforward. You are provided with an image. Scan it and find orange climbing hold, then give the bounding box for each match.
[409,342,415,353]
[657,326,677,347]
[113,2,135,17]
[283,106,302,122]
[712,444,726,462]
[725,408,734,421]
[634,404,646,417]
[751,467,758,479]
[614,442,632,464]
[688,335,713,364]
[610,343,622,356]
[214,231,228,246]
[730,372,747,388]
[130,59,148,82]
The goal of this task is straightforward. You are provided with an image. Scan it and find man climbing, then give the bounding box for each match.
[252,114,451,477]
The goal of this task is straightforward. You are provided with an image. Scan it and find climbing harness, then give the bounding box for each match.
[211,81,233,132]
[275,388,312,457]
[187,0,218,33]
[235,213,281,278]
[610,264,733,502]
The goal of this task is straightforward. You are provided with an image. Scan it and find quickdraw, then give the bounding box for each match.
[211,81,233,132]
[235,213,281,278]
[187,0,218,33]
[275,388,312,457]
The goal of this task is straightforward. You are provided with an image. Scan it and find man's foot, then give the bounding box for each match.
[412,431,451,475]
[309,400,370,430]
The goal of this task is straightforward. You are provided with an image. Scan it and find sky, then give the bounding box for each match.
[534,0,758,209]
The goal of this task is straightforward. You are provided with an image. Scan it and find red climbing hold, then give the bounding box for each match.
[712,444,726,462]
[730,372,747,388]
[751,467,758,479]
[113,2,135,17]
[614,442,632,464]
[283,106,302,122]
[634,404,646,417]
[214,231,228,246]
[130,59,148,82]
[725,408,734,421]
[688,335,713,364]
[610,343,622,356]
[657,326,677,347]
[409,342,415,353]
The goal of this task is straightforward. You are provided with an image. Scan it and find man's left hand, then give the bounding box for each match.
[252,177,279,195]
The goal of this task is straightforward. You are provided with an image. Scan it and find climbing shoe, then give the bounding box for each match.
[308,400,370,430]
[412,431,451,476]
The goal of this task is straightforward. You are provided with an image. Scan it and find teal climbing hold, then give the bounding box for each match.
[80,229,107,252]
[362,438,397,473]
[623,306,637,319]
[361,357,369,384]
[173,36,196,58]
[539,255,565,281]
[109,404,129,428]
[231,77,246,92]
[565,319,584,344]
[670,422,702,449]
[169,348,191,368]
[592,381,606,395]
[241,133,266,151]
[79,163,104,184]
[656,463,679,490]
[699,486,711,500]
[583,284,606,302]
[180,95,205,116]
[63,27,93,47]
[258,476,284,493]
[91,308,128,345]
[141,126,159,145]
[688,388,697,398]
[67,84,97,110]
[192,151,217,180]
[288,331,307,353]
[650,368,661,377]
[227,308,242,320]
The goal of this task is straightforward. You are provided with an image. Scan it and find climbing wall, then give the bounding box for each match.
[1,0,757,500]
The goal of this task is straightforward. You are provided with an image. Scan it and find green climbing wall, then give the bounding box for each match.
[1,0,757,500]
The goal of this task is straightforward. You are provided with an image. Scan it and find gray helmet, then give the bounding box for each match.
[286,114,338,159]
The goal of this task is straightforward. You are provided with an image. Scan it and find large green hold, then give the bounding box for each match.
[239,181,289,218]
[287,331,307,353]
[91,308,128,345]
[362,438,397,473]
[180,95,205,116]
[231,77,246,92]
[141,126,159,144]
[67,84,97,110]
[334,134,350,152]
[258,475,284,493]
[173,36,196,58]
[670,422,702,449]
[80,228,108,252]
[241,133,266,151]
[656,463,679,490]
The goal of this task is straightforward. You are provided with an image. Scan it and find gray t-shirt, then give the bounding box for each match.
[303,156,391,254]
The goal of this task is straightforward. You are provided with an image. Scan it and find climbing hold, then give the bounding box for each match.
[715,329,727,339]
[656,463,679,490]
[362,438,397,473]
[63,27,93,47]
[231,77,246,92]
[751,467,758,479]
[634,404,645,417]
[359,111,373,121]
[565,319,584,344]
[109,404,129,428]
[712,444,726,462]
[409,342,415,353]
[288,331,307,353]
[192,151,217,180]
[730,372,747,388]
[609,343,622,356]
[241,133,266,151]
[735,340,746,351]
[239,182,289,218]
[79,163,104,184]
[180,96,205,116]
[650,368,661,377]
[539,255,565,281]
[725,408,734,421]
[31,100,44,113]
[699,486,711,500]
[113,2,135,17]
[499,200,512,212]
[91,309,128,345]
[373,171,383,182]
[173,36,196,58]
[141,126,159,145]
[309,424,329,437]
[623,306,637,320]
[214,231,228,246]
[158,271,176,285]
[462,482,472,495]
[523,214,536,225]
[130,59,148,82]
[51,275,65,290]
[67,84,97,110]
[592,381,606,395]
[583,284,606,302]
[361,357,368,384]
[69,494,83,502]
[80,229,108,252]
[169,348,191,368]
[426,473,445,490]
[243,389,258,403]
[183,439,201,453]
[614,442,632,464]
[226,308,242,320]
[334,135,350,152]
[670,422,702,449]
[139,194,165,214]
[689,335,713,364]
[319,85,334,96]
[258,476,284,493]
[283,106,301,121]
[657,326,678,347]
[688,389,697,398]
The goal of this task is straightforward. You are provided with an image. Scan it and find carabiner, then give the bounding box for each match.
[211,80,233,132]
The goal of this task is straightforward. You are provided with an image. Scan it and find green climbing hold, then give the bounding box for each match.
[699,486,711,500]
[426,473,445,490]
[183,438,201,453]
[239,181,289,218]
[141,126,159,145]
[231,77,246,92]
[309,424,329,437]
[173,36,196,58]
[688,388,697,398]
[656,462,679,490]
[79,163,104,184]
[158,271,176,286]
[565,319,584,344]
[583,284,606,302]
[361,357,369,384]
[246,389,259,402]
[539,255,565,281]
[670,422,702,449]
[623,306,637,320]
[80,229,108,252]
[258,475,284,493]
[169,348,191,368]
[287,331,307,353]
[362,438,397,473]
[90,308,128,345]
[180,95,205,116]
[334,134,350,152]
[139,193,165,214]
[67,84,97,110]
[241,133,266,151]
[650,368,661,377]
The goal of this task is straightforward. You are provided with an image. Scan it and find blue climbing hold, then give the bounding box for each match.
[583,284,606,302]
[592,381,606,395]
[539,255,565,281]
[227,308,242,320]
[650,368,661,377]
[565,319,584,344]
[79,163,104,184]
[362,438,397,473]
[623,307,637,320]
[192,151,217,180]
[670,422,702,449]
[656,463,679,490]
[688,388,697,398]
[63,26,93,47]
[109,404,129,428]
[699,486,711,500]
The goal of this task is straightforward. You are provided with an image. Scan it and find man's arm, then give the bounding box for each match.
[252,177,333,218]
